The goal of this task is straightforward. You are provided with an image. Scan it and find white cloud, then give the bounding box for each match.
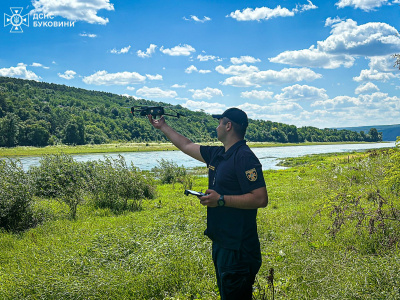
[31,62,50,69]
[227,1,317,21]
[182,100,226,114]
[136,86,177,98]
[325,16,343,27]
[188,87,223,99]
[353,69,397,82]
[270,19,400,69]
[183,15,211,22]
[83,70,146,85]
[355,82,380,94]
[269,46,355,69]
[216,64,259,75]
[318,19,400,56]
[368,55,396,72]
[241,90,274,100]
[126,86,135,91]
[110,45,131,54]
[58,70,77,80]
[230,56,261,64]
[197,54,222,62]
[79,32,97,38]
[137,44,157,58]
[274,84,329,102]
[0,63,40,81]
[160,44,195,56]
[31,0,114,25]
[171,84,186,88]
[146,74,163,80]
[185,65,211,74]
[221,68,322,87]
[335,0,390,11]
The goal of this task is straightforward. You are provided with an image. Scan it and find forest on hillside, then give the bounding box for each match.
[0,77,382,147]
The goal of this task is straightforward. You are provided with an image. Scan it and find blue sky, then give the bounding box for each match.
[1,0,400,128]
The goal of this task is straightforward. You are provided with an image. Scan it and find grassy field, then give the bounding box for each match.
[0,151,399,299]
[0,141,378,157]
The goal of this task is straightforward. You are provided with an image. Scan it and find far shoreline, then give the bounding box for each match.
[0,141,394,157]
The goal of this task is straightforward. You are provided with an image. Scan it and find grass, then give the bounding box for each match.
[1,152,399,299]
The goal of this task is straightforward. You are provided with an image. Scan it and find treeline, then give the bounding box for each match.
[0,77,381,147]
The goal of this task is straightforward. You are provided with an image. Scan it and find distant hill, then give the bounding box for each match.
[335,124,400,141]
[0,76,382,147]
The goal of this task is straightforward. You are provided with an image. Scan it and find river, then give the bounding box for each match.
[8,142,396,171]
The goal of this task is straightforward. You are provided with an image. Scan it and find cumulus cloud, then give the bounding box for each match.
[221,68,322,87]
[353,69,397,82]
[274,84,329,102]
[160,44,195,56]
[183,15,211,22]
[269,46,355,69]
[241,90,274,100]
[355,82,380,94]
[137,44,157,58]
[270,19,400,69]
[215,64,259,75]
[110,45,131,54]
[136,86,177,98]
[82,70,146,85]
[146,74,163,80]
[230,56,261,64]
[0,63,40,81]
[227,1,317,21]
[335,0,391,11]
[58,70,77,80]
[30,0,115,25]
[188,87,223,99]
[185,65,211,74]
[197,54,222,62]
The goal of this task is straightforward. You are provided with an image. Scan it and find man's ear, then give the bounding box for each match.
[225,121,233,131]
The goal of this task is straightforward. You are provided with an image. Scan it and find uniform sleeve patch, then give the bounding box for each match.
[245,168,257,181]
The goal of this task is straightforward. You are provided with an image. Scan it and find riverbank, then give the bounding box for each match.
[0,141,387,157]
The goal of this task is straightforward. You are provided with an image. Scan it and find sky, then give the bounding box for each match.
[1,0,400,128]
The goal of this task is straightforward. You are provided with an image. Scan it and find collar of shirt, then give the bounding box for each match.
[218,140,247,160]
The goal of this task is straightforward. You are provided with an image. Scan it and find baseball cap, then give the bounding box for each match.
[212,108,248,128]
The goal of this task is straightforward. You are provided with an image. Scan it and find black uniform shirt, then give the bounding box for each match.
[200,140,266,251]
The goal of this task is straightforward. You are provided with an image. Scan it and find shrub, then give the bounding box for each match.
[0,159,34,231]
[87,155,155,212]
[152,158,193,189]
[29,153,88,219]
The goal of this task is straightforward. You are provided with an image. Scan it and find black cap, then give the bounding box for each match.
[212,108,248,128]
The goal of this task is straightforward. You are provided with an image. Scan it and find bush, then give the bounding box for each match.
[87,155,155,212]
[29,153,88,219]
[152,158,193,189]
[0,159,34,231]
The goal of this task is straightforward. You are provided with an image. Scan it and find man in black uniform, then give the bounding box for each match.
[148,107,268,300]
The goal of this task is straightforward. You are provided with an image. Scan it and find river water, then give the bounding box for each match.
[8,142,396,171]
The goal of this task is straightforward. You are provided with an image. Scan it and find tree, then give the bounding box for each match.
[63,117,85,145]
[0,113,19,147]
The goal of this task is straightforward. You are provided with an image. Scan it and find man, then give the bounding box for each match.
[148,107,268,300]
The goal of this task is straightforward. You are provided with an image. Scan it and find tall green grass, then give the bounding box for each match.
[1,148,400,299]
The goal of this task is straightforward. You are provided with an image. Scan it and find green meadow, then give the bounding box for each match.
[1,146,400,299]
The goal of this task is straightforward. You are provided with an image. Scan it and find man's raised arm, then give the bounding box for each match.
[148,115,205,163]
